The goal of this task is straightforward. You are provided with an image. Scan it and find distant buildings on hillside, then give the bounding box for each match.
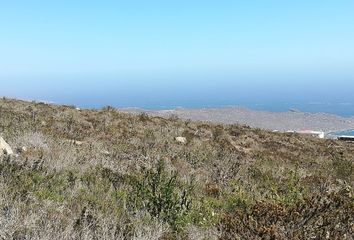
[296,130,325,139]
[281,129,354,142]
[284,130,325,139]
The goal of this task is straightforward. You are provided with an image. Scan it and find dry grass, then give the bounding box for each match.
[0,97,353,239]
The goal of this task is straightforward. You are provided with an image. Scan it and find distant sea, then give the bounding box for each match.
[2,76,354,117]
[330,130,354,137]
[44,99,354,118]
[45,99,354,118]
[41,78,354,118]
[4,96,354,118]
[82,100,354,118]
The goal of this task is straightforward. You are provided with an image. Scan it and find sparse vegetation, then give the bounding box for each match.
[0,98,353,239]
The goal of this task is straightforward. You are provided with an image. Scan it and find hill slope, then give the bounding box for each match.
[0,98,353,239]
[121,107,354,132]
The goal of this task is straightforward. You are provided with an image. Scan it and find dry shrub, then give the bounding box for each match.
[1,98,354,239]
[0,181,168,240]
[132,213,169,240]
[220,187,354,240]
[185,225,220,240]
[11,131,50,151]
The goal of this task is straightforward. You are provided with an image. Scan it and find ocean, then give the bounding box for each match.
[1,76,354,117]
[330,130,354,137]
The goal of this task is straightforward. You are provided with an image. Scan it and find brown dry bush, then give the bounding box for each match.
[0,98,354,239]
[220,187,354,240]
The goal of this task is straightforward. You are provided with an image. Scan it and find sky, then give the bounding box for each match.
[0,1,354,113]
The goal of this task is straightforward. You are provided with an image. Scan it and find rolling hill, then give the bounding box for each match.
[0,98,353,239]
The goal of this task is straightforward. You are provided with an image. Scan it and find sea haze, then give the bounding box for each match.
[1,73,354,117]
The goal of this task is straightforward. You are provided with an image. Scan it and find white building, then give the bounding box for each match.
[296,130,325,139]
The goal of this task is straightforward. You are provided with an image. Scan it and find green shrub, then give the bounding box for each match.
[333,156,353,181]
[128,159,194,229]
[274,169,303,206]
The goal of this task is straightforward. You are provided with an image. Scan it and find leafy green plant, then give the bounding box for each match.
[273,169,303,206]
[128,160,194,229]
[332,155,353,181]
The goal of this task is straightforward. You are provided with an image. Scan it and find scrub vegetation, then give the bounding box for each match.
[0,98,353,239]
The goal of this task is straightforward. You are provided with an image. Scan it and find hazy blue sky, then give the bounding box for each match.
[1,1,354,113]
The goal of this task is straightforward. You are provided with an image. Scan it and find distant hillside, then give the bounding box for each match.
[0,97,353,239]
[121,107,354,133]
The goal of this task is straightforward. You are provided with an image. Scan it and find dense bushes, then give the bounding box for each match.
[0,98,353,239]
[128,160,194,229]
[220,188,354,239]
